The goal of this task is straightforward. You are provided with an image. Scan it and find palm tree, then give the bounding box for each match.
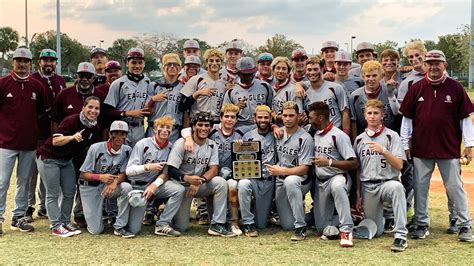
[0,27,19,59]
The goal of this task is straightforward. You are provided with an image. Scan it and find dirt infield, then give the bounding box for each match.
[430,168,474,209]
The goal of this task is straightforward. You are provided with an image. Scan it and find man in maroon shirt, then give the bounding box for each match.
[0,47,49,234]
[27,48,66,221]
[399,50,473,242]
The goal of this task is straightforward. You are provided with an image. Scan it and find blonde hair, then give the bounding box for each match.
[271,56,291,72]
[361,60,383,75]
[365,99,384,113]
[254,105,272,115]
[306,56,321,66]
[162,53,182,67]
[402,41,427,57]
[282,101,299,113]
[203,48,225,62]
[220,103,240,116]
[154,116,174,128]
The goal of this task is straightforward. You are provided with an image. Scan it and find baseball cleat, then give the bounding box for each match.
[114,228,135,239]
[458,227,473,242]
[391,238,407,252]
[242,224,259,237]
[25,206,35,223]
[10,217,34,232]
[291,226,307,241]
[446,218,458,234]
[383,218,395,234]
[410,226,429,239]
[198,215,210,226]
[230,223,242,236]
[155,224,181,237]
[340,232,354,247]
[37,208,48,218]
[208,223,237,237]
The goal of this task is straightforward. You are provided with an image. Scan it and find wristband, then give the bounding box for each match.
[328,159,333,167]
[91,173,101,181]
[153,178,164,187]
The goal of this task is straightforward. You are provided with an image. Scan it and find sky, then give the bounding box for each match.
[0,0,471,54]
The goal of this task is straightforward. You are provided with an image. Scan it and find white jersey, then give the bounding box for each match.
[353,127,406,182]
[302,80,348,128]
[313,126,355,180]
[80,141,131,175]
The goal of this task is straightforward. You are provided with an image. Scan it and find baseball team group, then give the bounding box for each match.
[0,37,472,253]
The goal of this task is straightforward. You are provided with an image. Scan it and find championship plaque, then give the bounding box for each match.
[231,141,262,179]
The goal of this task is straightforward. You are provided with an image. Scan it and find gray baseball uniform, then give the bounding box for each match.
[272,81,303,126]
[220,67,240,85]
[180,73,227,122]
[302,80,348,128]
[354,127,407,240]
[79,141,132,234]
[223,80,273,131]
[397,70,424,103]
[104,76,151,147]
[335,76,364,96]
[274,127,314,230]
[238,129,276,228]
[312,126,355,234]
[167,137,228,232]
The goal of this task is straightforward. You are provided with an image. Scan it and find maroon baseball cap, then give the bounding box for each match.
[105,60,121,71]
[127,47,145,60]
[291,48,308,60]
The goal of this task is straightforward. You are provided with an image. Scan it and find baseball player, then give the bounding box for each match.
[27,48,66,221]
[36,96,101,237]
[124,116,184,236]
[79,120,133,236]
[179,48,227,125]
[308,102,358,247]
[90,47,108,86]
[0,47,49,234]
[354,99,407,252]
[220,39,243,88]
[349,60,400,139]
[167,111,235,237]
[321,41,339,82]
[333,51,364,96]
[223,57,273,132]
[267,101,314,240]
[400,50,473,242]
[270,56,303,126]
[290,48,309,84]
[179,39,206,77]
[238,105,276,236]
[379,49,405,91]
[104,47,151,147]
[255,52,275,86]
[348,42,376,77]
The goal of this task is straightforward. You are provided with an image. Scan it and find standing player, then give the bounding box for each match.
[255,52,275,86]
[320,41,339,81]
[90,47,108,86]
[379,49,405,91]
[348,42,375,77]
[168,111,235,237]
[238,105,276,236]
[124,116,184,236]
[400,50,473,242]
[27,48,66,221]
[96,60,122,100]
[79,121,133,236]
[104,47,151,147]
[290,48,308,84]
[309,102,358,247]
[179,39,206,77]
[267,101,314,240]
[333,51,364,96]
[0,48,49,234]
[354,99,408,252]
[220,39,243,88]
[223,57,273,132]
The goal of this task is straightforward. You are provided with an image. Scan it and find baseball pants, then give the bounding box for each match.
[174,176,228,232]
[413,157,471,228]
[36,157,76,229]
[361,180,407,240]
[314,174,353,234]
[238,178,274,229]
[0,148,35,222]
[27,158,46,210]
[275,175,312,230]
[80,182,132,234]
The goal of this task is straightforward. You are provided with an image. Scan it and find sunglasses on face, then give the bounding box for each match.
[78,73,94,79]
[165,63,180,68]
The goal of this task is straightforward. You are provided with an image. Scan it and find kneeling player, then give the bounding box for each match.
[309,102,358,247]
[79,121,133,236]
[354,99,408,252]
[125,116,185,237]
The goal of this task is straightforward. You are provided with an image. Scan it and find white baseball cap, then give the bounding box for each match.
[424,50,446,62]
[183,39,200,50]
[356,42,375,53]
[127,47,145,60]
[353,218,377,240]
[184,55,201,65]
[335,51,352,63]
[226,39,243,52]
[110,120,129,132]
[128,190,147,207]
[76,62,96,74]
[12,47,32,60]
[236,57,257,74]
[321,41,339,51]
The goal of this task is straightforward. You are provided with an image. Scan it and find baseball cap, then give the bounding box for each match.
[355,42,375,53]
[424,50,446,62]
[128,190,147,208]
[109,120,129,132]
[335,51,352,63]
[12,47,32,60]
[220,167,232,180]
[226,39,243,52]
[236,57,257,74]
[76,62,96,74]
[184,55,201,66]
[322,225,340,240]
[192,111,213,125]
[257,52,273,63]
[321,41,339,51]
[183,39,200,50]
[90,47,107,58]
[39,49,58,59]
[353,218,377,240]
[105,60,121,71]
[127,47,145,60]
[291,48,308,60]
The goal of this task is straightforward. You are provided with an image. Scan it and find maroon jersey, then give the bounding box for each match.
[51,85,104,123]
[37,113,100,160]
[399,77,472,159]
[0,74,49,150]
[30,72,66,141]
